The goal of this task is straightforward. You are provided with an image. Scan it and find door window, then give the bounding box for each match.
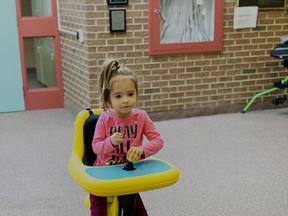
[24,37,56,89]
[21,0,52,17]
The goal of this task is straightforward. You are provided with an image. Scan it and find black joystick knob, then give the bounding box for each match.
[122,161,135,171]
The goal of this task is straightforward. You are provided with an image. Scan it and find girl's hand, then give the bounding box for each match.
[110,132,123,146]
[127,147,144,162]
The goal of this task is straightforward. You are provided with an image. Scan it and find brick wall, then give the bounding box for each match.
[59,0,288,120]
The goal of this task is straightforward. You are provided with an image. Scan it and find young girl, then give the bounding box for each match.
[90,59,164,216]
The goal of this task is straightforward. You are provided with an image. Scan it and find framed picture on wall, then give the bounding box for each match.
[109,9,126,32]
[107,0,128,6]
[238,0,287,10]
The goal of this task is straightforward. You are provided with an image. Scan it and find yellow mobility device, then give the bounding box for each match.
[68,109,180,215]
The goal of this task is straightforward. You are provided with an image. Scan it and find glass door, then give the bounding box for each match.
[16,0,63,110]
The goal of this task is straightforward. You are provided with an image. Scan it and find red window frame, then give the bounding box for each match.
[148,0,224,55]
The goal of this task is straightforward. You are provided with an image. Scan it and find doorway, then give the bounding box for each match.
[15,0,63,110]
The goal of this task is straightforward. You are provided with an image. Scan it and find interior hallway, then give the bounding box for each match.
[0,108,287,216]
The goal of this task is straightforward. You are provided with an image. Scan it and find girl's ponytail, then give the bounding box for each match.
[99,59,119,110]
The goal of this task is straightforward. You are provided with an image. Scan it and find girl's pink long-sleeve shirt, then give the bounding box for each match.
[92,108,164,166]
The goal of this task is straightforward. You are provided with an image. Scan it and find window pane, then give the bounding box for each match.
[159,0,215,44]
[21,0,52,17]
[24,37,56,89]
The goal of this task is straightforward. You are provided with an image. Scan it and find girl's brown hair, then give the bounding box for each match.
[99,59,138,110]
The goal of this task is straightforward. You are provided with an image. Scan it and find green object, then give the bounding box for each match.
[241,76,288,113]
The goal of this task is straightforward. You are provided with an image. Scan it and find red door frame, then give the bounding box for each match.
[15,0,63,110]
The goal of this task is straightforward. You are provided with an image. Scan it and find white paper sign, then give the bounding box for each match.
[233,7,258,29]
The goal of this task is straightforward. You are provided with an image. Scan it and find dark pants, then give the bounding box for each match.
[90,193,148,216]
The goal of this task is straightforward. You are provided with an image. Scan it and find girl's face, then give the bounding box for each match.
[109,77,137,119]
